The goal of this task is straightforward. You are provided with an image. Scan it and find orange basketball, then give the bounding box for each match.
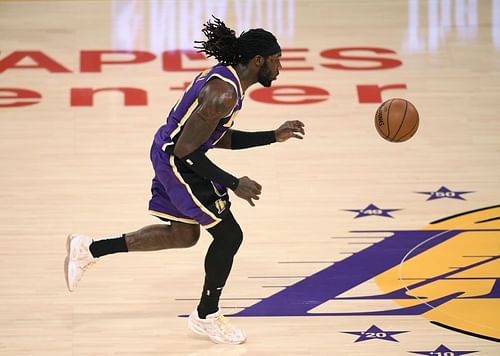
[374,98,419,142]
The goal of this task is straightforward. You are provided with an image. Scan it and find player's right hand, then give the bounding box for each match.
[234,176,262,206]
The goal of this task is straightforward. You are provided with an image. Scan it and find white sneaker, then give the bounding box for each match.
[64,234,97,291]
[188,309,247,344]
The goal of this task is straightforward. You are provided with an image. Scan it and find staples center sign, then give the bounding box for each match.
[0,48,406,108]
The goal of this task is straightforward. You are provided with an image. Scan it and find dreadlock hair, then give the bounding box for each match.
[195,16,281,66]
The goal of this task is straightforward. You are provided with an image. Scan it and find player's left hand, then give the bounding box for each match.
[275,120,305,142]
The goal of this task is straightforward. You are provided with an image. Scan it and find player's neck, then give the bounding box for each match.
[234,64,258,93]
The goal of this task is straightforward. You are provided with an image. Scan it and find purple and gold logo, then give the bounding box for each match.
[232,205,500,343]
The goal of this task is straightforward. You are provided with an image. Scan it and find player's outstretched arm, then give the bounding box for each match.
[214,120,305,150]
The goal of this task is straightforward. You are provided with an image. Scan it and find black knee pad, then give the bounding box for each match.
[207,210,243,255]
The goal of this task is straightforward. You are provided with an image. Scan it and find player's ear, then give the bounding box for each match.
[253,55,265,67]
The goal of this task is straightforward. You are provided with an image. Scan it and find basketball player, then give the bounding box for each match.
[64,17,305,344]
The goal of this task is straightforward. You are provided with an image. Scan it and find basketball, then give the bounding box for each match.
[374,98,419,142]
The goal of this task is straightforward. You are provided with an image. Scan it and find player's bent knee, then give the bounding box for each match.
[208,213,243,255]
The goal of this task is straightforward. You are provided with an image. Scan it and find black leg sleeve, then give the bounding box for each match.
[197,210,243,318]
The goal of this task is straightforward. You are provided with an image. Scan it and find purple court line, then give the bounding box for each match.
[175,297,262,301]
[248,276,306,279]
[330,236,388,239]
[439,277,499,280]
[278,261,336,264]
[400,277,498,280]
[348,242,376,245]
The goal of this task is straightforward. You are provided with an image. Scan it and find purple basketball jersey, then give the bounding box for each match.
[148,64,244,227]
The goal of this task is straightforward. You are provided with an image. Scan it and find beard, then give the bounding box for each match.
[257,63,274,87]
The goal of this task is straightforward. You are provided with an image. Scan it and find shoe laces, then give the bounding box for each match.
[211,315,238,337]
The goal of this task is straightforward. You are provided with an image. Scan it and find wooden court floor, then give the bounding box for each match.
[0,0,499,355]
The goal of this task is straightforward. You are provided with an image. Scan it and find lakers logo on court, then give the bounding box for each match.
[375,205,499,341]
[233,205,500,342]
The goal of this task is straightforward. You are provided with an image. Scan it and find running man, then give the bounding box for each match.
[65,17,305,344]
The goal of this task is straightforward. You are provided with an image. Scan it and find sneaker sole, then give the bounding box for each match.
[64,234,76,292]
